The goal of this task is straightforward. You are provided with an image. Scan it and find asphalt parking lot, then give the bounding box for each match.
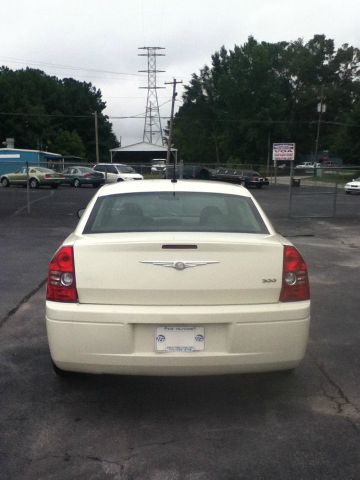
[1,182,360,480]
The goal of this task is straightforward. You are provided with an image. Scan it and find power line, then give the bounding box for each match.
[0,56,145,78]
[0,111,171,120]
[0,111,355,127]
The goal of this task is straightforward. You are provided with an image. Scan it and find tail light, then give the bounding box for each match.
[279,246,310,302]
[44,174,53,179]
[46,246,78,302]
[84,173,92,178]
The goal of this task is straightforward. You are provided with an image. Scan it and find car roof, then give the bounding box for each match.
[96,163,126,166]
[97,179,252,198]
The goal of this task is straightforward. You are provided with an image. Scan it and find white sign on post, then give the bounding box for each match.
[272,143,295,163]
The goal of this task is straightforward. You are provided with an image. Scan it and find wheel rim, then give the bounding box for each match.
[74,179,80,187]
[29,179,38,189]
[1,178,9,187]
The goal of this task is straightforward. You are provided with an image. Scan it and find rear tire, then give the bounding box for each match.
[1,177,9,187]
[51,360,73,377]
[51,184,58,189]
[29,178,39,189]
[345,191,351,195]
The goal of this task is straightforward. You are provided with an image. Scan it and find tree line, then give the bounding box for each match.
[173,35,360,165]
[0,67,118,162]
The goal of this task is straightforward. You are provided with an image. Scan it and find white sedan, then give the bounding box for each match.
[344,177,360,194]
[46,180,310,376]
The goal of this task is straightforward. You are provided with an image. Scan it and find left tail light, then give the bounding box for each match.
[279,246,310,302]
[46,246,78,302]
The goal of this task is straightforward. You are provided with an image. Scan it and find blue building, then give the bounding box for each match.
[0,148,62,175]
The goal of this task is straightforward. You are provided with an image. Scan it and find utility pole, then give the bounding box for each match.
[94,111,100,164]
[138,47,165,145]
[165,78,182,176]
[314,86,326,167]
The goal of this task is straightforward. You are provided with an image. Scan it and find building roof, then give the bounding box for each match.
[110,141,177,153]
[0,148,62,157]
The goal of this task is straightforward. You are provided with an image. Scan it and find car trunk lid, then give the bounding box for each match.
[73,233,284,306]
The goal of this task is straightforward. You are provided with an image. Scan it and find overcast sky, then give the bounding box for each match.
[2,0,360,145]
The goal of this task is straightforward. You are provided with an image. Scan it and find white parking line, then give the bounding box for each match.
[14,191,55,215]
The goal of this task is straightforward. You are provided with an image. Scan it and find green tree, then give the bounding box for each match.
[51,130,86,158]
[0,67,119,162]
[174,35,360,165]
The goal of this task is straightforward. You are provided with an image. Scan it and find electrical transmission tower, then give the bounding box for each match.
[138,47,165,145]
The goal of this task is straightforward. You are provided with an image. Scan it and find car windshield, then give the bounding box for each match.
[83,192,269,234]
[116,165,135,173]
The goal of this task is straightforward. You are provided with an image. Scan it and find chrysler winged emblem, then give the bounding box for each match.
[140,260,219,271]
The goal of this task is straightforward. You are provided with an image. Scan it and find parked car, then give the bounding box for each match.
[241,170,269,188]
[93,163,143,183]
[295,162,321,169]
[0,166,64,189]
[211,168,269,188]
[46,179,310,377]
[344,177,360,194]
[151,159,166,174]
[61,166,105,188]
[164,165,213,180]
[211,167,244,184]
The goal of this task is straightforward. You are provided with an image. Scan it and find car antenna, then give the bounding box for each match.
[171,160,177,183]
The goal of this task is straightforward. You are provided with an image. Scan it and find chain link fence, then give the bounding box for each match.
[0,159,359,218]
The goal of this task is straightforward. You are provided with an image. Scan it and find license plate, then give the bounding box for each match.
[155,326,205,353]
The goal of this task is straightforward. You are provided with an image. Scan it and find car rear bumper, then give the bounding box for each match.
[46,301,310,375]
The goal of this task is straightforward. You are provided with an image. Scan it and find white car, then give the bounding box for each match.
[295,162,321,169]
[93,163,143,183]
[344,177,360,194]
[151,159,166,174]
[46,180,310,376]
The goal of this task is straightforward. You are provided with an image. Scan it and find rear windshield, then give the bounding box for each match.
[83,192,269,234]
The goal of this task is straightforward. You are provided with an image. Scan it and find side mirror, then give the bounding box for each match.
[77,208,85,219]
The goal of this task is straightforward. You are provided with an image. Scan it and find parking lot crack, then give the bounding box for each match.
[311,355,360,434]
[29,452,136,466]
[0,278,46,328]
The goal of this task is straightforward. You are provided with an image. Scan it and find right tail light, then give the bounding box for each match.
[279,246,310,302]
